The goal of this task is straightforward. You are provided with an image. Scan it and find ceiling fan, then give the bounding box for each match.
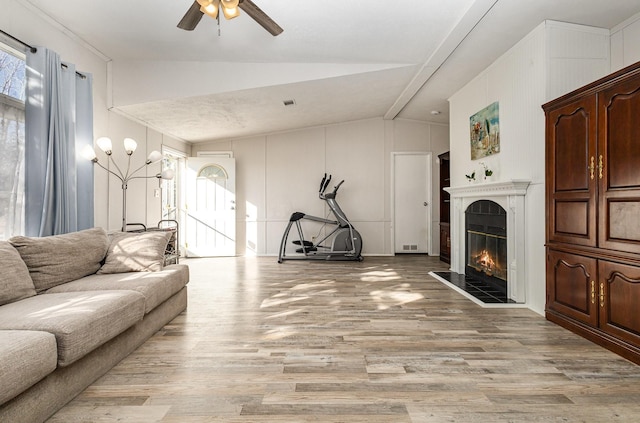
[178,0,283,36]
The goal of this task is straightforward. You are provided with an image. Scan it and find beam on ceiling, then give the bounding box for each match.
[384,0,499,120]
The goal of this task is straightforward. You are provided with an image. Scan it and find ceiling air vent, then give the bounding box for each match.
[283,99,296,107]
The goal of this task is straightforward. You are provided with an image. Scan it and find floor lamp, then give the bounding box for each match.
[83,137,175,232]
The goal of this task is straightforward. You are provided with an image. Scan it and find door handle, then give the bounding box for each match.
[598,155,604,179]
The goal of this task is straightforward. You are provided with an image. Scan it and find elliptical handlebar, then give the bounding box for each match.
[318,174,345,199]
[319,173,332,196]
[332,180,345,195]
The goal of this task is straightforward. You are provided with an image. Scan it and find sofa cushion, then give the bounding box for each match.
[9,227,110,293]
[0,291,145,366]
[47,264,189,314]
[0,330,57,404]
[0,241,37,306]
[98,231,172,274]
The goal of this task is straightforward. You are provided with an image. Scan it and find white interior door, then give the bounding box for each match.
[185,157,236,257]
[393,153,431,254]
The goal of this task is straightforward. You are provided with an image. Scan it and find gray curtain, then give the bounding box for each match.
[24,47,94,236]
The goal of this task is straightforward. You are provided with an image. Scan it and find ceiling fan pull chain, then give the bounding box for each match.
[217,13,221,36]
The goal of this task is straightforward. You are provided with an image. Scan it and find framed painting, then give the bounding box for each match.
[469,101,500,160]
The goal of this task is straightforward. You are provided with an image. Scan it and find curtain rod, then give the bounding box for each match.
[61,63,87,79]
[0,29,86,79]
[0,28,37,53]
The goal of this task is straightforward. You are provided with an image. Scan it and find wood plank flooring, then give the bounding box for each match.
[48,256,640,422]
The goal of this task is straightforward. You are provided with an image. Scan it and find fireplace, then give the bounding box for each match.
[465,200,507,295]
[443,180,530,303]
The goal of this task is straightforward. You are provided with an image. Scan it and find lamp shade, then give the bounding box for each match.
[96,137,113,154]
[160,169,175,180]
[221,0,239,8]
[81,145,97,161]
[199,0,219,17]
[123,138,138,155]
[147,150,163,164]
[221,4,240,19]
[201,3,218,17]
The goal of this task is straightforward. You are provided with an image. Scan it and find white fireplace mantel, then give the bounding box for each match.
[445,179,531,198]
[445,179,531,303]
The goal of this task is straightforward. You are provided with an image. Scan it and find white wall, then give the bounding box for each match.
[448,21,610,315]
[1,0,190,232]
[192,118,449,256]
[611,12,640,72]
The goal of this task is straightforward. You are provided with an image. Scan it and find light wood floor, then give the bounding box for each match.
[49,256,640,422]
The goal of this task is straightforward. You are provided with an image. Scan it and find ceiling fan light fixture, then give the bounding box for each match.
[200,0,219,18]
[221,5,240,19]
[178,0,283,35]
[200,4,218,18]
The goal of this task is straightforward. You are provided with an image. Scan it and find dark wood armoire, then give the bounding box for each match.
[543,61,640,364]
[438,152,451,263]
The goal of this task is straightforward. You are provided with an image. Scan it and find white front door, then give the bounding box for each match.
[393,153,432,254]
[185,157,236,257]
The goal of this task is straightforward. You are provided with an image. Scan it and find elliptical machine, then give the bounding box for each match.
[277,174,363,263]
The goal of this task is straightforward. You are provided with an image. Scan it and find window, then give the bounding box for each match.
[161,147,185,223]
[0,43,26,239]
[198,164,228,180]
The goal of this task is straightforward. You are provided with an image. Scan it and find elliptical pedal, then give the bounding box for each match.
[292,240,314,247]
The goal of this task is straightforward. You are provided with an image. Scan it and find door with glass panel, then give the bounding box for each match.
[185,157,236,256]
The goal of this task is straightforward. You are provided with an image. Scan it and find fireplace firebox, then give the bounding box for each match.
[465,200,507,294]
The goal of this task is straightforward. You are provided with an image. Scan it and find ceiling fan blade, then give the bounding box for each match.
[238,0,283,36]
[178,1,204,31]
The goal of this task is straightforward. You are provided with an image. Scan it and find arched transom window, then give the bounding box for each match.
[198,164,228,180]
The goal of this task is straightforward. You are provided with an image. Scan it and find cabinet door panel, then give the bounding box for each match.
[546,96,597,246]
[546,249,598,326]
[554,201,589,236]
[599,74,640,253]
[599,260,640,346]
[608,201,640,242]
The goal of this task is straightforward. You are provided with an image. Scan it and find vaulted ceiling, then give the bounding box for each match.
[20,0,640,143]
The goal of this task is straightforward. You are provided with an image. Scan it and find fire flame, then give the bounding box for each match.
[475,249,496,275]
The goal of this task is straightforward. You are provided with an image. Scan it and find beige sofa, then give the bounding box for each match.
[0,227,189,423]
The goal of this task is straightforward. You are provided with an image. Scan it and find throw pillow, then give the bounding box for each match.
[9,227,110,293]
[98,231,172,274]
[0,241,37,305]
